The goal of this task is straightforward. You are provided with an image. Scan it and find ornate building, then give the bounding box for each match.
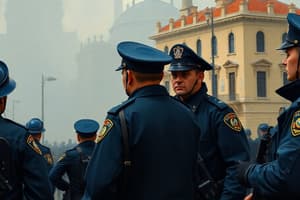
[151,0,300,136]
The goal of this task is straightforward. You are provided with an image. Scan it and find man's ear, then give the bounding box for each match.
[127,70,134,85]
[0,96,6,105]
[0,96,7,114]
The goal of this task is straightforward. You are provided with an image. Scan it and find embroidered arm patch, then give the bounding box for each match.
[291,110,300,136]
[96,119,113,143]
[224,112,242,132]
[27,135,42,155]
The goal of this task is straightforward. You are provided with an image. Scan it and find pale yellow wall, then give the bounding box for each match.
[155,14,290,138]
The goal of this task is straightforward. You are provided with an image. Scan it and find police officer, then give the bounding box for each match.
[256,123,269,139]
[0,60,53,199]
[168,44,250,200]
[26,118,54,172]
[49,119,99,200]
[238,13,300,200]
[82,41,200,200]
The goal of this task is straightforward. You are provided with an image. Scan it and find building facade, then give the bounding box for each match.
[151,0,300,137]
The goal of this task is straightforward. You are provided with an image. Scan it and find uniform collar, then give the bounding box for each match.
[129,85,169,99]
[276,79,300,102]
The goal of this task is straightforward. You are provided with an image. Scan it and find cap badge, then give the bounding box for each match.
[173,46,184,59]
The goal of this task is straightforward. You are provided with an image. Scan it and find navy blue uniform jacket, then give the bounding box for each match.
[0,116,53,200]
[246,79,300,199]
[82,85,200,200]
[49,141,95,199]
[180,83,250,200]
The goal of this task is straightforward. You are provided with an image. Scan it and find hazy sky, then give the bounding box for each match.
[1,0,298,41]
[1,0,300,143]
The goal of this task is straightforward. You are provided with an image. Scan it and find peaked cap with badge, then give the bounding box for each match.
[278,13,300,50]
[168,44,212,71]
[0,60,16,98]
[74,119,99,137]
[116,41,172,73]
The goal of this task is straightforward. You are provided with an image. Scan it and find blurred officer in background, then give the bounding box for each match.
[49,119,99,200]
[0,60,53,199]
[82,41,200,200]
[244,129,257,162]
[238,13,300,199]
[26,118,54,172]
[256,123,269,140]
[168,44,250,200]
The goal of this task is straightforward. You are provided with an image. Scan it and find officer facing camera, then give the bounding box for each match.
[168,43,250,200]
[0,60,53,199]
[82,41,201,200]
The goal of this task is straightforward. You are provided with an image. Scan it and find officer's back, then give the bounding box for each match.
[49,119,99,200]
[0,61,53,199]
[83,41,200,200]
[25,118,54,172]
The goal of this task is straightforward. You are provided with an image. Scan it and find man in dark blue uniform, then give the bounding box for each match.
[82,41,200,200]
[168,44,250,200]
[49,119,99,200]
[238,13,300,200]
[26,118,54,172]
[0,60,53,199]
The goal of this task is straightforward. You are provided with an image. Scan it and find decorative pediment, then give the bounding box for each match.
[251,59,272,68]
[223,60,239,69]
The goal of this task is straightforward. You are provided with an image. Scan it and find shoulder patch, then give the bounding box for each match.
[26,135,42,155]
[108,98,135,115]
[57,153,66,162]
[224,113,242,132]
[291,110,300,137]
[207,95,227,110]
[96,119,114,143]
[44,154,54,165]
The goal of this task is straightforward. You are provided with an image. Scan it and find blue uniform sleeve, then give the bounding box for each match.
[82,114,123,199]
[22,134,54,200]
[247,124,300,196]
[49,152,71,191]
[216,109,250,200]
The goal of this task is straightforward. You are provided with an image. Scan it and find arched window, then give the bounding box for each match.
[228,33,235,53]
[196,39,202,57]
[164,46,169,54]
[256,31,265,52]
[212,36,217,56]
[282,32,287,43]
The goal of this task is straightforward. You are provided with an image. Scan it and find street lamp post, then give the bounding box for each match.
[41,74,56,143]
[205,7,217,97]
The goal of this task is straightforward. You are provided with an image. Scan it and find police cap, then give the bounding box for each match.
[278,13,300,50]
[258,123,269,132]
[0,60,16,98]
[169,44,212,71]
[26,118,45,134]
[74,119,99,137]
[116,41,172,73]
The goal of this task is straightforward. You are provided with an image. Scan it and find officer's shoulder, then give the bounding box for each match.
[108,98,136,115]
[4,118,27,132]
[64,148,78,158]
[206,95,228,110]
